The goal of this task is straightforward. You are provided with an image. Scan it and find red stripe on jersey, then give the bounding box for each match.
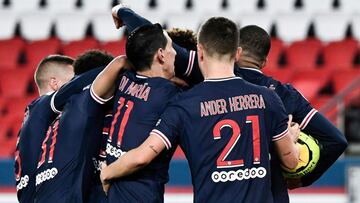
[37,126,52,168]
[48,120,60,163]
[117,100,134,146]
[272,128,289,141]
[151,130,171,150]
[299,108,318,130]
[108,97,125,142]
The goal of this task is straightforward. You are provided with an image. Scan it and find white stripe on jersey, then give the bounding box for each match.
[184,50,195,77]
[150,129,172,150]
[50,91,61,114]
[272,128,289,141]
[90,84,113,104]
[299,108,318,130]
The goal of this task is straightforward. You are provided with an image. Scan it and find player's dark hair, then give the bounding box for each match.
[239,25,271,63]
[35,55,74,89]
[198,17,239,60]
[167,28,197,50]
[73,50,114,75]
[126,23,167,71]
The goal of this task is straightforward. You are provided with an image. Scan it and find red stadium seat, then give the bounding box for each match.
[0,97,6,115]
[332,69,360,106]
[291,70,331,102]
[265,38,284,70]
[0,117,12,144]
[286,38,322,70]
[322,39,358,70]
[61,37,99,58]
[0,70,32,98]
[99,39,127,57]
[332,69,360,93]
[311,95,332,110]
[25,38,61,67]
[4,96,33,118]
[0,38,25,69]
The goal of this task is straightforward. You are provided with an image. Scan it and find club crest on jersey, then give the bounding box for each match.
[268,84,276,91]
[156,119,161,126]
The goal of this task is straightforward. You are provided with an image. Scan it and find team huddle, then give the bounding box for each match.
[14,4,348,203]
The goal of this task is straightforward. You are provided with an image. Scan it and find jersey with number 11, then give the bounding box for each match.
[106,71,179,203]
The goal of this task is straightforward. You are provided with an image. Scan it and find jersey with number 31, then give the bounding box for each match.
[153,77,289,203]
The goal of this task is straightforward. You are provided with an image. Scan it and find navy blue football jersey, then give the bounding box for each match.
[34,86,109,203]
[14,93,58,203]
[153,77,289,203]
[106,70,180,203]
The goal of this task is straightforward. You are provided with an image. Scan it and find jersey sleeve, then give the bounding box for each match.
[90,84,113,105]
[117,7,151,33]
[51,67,103,113]
[300,113,347,186]
[283,84,317,130]
[173,44,203,86]
[150,103,183,150]
[267,91,289,142]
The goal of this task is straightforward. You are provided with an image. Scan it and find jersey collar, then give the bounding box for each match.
[136,74,148,79]
[239,67,263,74]
[204,76,242,82]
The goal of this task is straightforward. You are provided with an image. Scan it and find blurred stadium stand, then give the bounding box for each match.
[0,0,359,186]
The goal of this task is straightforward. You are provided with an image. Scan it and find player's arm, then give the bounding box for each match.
[286,85,348,186]
[300,113,347,186]
[92,56,128,100]
[113,5,203,85]
[274,115,300,170]
[100,134,165,184]
[51,67,104,113]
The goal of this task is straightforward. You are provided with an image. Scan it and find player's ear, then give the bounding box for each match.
[49,77,59,91]
[235,47,242,61]
[157,48,165,64]
[197,44,204,62]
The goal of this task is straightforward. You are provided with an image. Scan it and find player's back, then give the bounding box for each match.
[15,94,57,203]
[106,71,179,203]
[235,67,317,202]
[35,86,107,203]
[162,77,289,203]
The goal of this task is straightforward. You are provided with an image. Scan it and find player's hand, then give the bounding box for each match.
[111,4,126,29]
[288,115,300,143]
[100,163,111,195]
[286,178,303,190]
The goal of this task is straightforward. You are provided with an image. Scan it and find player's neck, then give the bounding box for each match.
[237,57,261,70]
[202,59,235,80]
[137,66,172,80]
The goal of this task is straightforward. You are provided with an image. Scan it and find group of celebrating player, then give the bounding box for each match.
[14,3,348,203]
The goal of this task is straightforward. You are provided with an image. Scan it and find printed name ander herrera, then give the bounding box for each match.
[200,94,266,117]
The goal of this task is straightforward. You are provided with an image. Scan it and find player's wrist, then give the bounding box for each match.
[112,4,126,16]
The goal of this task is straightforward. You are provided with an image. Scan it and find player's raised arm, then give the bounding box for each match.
[112,4,151,32]
[112,5,203,85]
[92,55,128,100]
[274,115,300,170]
